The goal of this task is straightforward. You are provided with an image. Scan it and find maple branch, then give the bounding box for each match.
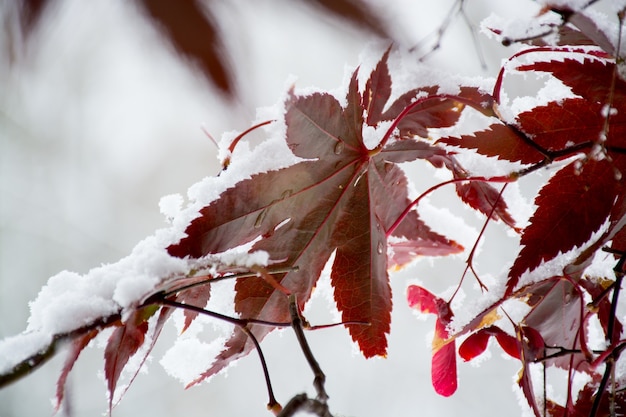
[0,313,120,389]
[288,294,329,402]
[277,393,333,417]
[411,0,485,69]
[411,0,463,60]
[536,346,604,363]
[497,1,608,50]
[305,320,370,330]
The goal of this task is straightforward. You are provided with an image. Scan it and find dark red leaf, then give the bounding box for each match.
[171,54,463,382]
[516,99,607,155]
[55,329,99,410]
[176,284,211,333]
[302,0,393,39]
[517,55,614,103]
[438,123,546,164]
[137,0,233,95]
[508,157,625,293]
[103,307,156,410]
[433,153,518,228]
[18,0,51,34]
[363,48,392,126]
[455,181,517,230]
[395,97,463,139]
[516,57,626,154]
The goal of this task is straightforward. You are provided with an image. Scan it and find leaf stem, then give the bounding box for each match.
[450,183,509,301]
[155,298,283,410]
[156,266,299,299]
[386,175,513,238]
[373,93,492,154]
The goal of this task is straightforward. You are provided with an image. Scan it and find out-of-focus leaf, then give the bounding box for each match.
[18,0,51,34]
[302,0,392,40]
[137,0,233,95]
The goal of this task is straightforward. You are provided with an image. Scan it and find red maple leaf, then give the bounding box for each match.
[56,329,99,410]
[439,123,546,165]
[103,306,158,411]
[454,51,626,292]
[168,52,464,383]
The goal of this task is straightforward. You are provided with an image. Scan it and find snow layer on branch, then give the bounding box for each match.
[480,9,559,44]
[0,332,52,375]
[26,233,189,335]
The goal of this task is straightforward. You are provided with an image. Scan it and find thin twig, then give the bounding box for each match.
[158,266,299,299]
[153,298,284,410]
[589,253,626,417]
[288,294,329,402]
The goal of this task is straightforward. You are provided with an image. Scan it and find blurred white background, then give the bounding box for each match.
[0,0,543,415]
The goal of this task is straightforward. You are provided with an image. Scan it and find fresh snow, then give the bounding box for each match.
[3,7,626,413]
